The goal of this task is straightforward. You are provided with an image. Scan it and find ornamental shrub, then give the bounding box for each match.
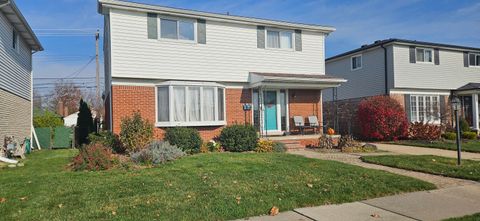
[442,132,457,140]
[338,135,360,149]
[357,96,409,141]
[88,131,125,153]
[273,142,286,152]
[255,140,274,152]
[76,99,95,146]
[459,118,470,132]
[164,127,202,154]
[219,124,258,152]
[131,141,185,165]
[72,143,114,171]
[408,122,442,141]
[119,112,153,153]
[462,131,478,140]
[318,135,334,149]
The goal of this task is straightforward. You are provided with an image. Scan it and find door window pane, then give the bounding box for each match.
[161,19,177,39]
[280,90,287,131]
[157,87,169,122]
[203,88,215,121]
[280,32,292,49]
[267,30,280,48]
[253,89,260,130]
[173,87,186,121]
[188,87,200,121]
[217,88,224,121]
[179,20,194,40]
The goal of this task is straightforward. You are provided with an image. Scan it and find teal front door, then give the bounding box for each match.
[264,91,278,131]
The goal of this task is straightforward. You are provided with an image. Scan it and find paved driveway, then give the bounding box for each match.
[375,143,480,161]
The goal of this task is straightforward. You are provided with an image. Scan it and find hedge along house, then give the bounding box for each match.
[98,0,345,141]
[323,39,480,135]
[0,0,43,143]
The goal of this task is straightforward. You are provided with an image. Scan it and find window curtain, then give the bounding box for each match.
[173,87,186,121]
[267,31,280,48]
[203,88,215,121]
[280,32,292,49]
[188,87,200,121]
[157,87,169,122]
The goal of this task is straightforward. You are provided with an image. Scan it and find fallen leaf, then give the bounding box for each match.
[233,180,237,184]
[112,211,117,216]
[187,195,192,199]
[58,204,63,208]
[432,159,436,162]
[307,183,313,188]
[371,213,380,218]
[0,198,6,203]
[235,196,241,204]
[269,206,279,216]
[19,197,28,201]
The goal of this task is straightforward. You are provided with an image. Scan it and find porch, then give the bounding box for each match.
[248,72,346,137]
[454,83,480,131]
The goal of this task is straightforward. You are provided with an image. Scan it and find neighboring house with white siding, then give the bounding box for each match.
[0,0,43,142]
[98,0,345,140]
[323,39,480,134]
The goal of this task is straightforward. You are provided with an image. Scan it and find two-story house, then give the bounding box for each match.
[0,0,43,142]
[98,0,345,140]
[323,39,480,134]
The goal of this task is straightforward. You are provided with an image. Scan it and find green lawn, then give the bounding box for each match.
[444,213,480,221]
[361,155,480,181]
[0,150,435,221]
[388,140,480,153]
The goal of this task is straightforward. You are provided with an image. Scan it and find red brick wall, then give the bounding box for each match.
[288,89,323,134]
[111,85,251,141]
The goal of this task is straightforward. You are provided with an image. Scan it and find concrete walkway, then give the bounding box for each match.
[237,184,480,221]
[375,143,480,161]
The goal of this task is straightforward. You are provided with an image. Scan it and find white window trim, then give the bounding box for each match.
[157,15,197,43]
[410,95,441,124]
[468,53,480,67]
[351,54,362,70]
[265,28,294,51]
[155,82,226,127]
[415,47,434,64]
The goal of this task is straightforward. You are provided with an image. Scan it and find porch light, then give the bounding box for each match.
[451,96,462,165]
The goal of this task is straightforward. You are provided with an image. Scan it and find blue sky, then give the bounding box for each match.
[15,0,480,95]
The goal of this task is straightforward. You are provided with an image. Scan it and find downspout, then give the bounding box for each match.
[0,0,10,9]
[380,44,388,95]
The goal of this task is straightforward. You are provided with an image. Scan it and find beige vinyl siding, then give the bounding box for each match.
[324,46,393,101]
[0,88,31,140]
[0,11,32,100]
[108,9,326,82]
[393,45,480,90]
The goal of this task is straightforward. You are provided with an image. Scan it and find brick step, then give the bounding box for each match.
[277,140,302,144]
[277,140,305,151]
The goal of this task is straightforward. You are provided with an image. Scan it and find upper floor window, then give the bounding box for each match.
[160,18,195,41]
[416,48,433,63]
[266,29,292,49]
[351,55,362,70]
[12,29,18,50]
[469,53,480,67]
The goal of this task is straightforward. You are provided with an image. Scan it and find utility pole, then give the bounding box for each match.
[95,29,100,110]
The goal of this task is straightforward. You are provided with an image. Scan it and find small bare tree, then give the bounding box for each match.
[48,81,83,116]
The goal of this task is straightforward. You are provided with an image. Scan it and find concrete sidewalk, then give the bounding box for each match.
[237,184,480,221]
[375,143,480,161]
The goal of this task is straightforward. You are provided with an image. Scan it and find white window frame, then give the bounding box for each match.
[155,81,226,127]
[468,53,480,67]
[415,47,433,63]
[410,95,441,124]
[265,28,294,50]
[158,15,197,43]
[351,54,362,70]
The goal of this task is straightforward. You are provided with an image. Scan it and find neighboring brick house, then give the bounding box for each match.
[0,0,43,142]
[323,39,480,135]
[98,0,345,141]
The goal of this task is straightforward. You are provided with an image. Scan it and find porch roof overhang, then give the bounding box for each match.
[453,83,480,95]
[248,72,347,89]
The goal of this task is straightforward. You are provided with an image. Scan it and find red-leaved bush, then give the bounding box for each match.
[408,122,442,141]
[357,96,409,141]
[72,143,114,171]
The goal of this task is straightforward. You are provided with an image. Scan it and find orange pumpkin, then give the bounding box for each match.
[327,128,335,135]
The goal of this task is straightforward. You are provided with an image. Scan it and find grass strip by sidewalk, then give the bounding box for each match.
[361,155,480,181]
[443,213,480,221]
[0,149,435,221]
[387,140,480,153]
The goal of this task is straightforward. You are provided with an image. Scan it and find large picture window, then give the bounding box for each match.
[410,95,440,123]
[157,84,225,126]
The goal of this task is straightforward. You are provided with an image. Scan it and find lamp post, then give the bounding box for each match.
[451,97,462,165]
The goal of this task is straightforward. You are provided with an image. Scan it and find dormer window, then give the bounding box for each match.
[351,55,362,70]
[160,18,195,41]
[266,29,292,49]
[416,48,433,63]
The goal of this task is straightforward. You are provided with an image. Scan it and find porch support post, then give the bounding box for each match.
[473,94,479,131]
